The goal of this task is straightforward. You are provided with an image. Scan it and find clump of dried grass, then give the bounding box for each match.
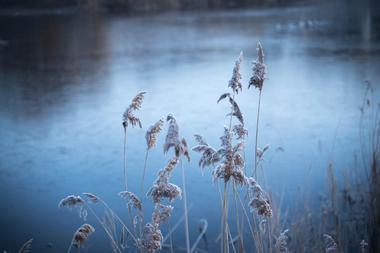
[71,224,95,249]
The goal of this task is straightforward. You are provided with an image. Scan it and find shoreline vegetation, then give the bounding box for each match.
[2,42,379,252]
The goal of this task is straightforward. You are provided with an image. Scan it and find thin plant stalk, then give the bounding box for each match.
[96,198,138,243]
[84,203,122,253]
[140,149,149,198]
[221,182,230,253]
[123,128,128,190]
[232,183,244,252]
[181,160,191,253]
[169,220,174,253]
[254,89,262,178]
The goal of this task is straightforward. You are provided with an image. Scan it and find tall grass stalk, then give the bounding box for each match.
[123,129,128,190]
[181,160,191,253]
[254,89,262,178]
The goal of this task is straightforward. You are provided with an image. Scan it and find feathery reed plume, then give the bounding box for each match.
[71,224,95,249]
[233,124,248,140]
[118,191,142,211]
[122,91,146,191]
[256,144,270,161]
[249,42,267,177]
[152,204,173,225]
[323,234,340,253]
[217,93,244,125]
[147,157,182,203]
[179,138,191,162]
[228,51,243,94]
[146,118,165,150]
[82,192,100,203]
[142,117,165,197]
[249,42,266,91]
[164,114,180,155]
[17,239,33,253]
[59,195,88,220]
[212,127,246,185]
[192,134,220,169]
[247,177,272,217]
[139,223,163,253]
[122,91,146,129]
[275,229,289,253]
[59,195,85,208]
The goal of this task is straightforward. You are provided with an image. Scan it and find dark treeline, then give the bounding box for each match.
[0,0,307,12]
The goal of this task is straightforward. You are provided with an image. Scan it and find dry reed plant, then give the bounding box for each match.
[192,47,274,253]
[59,96,193,253]
[122,91,146,190]
[249,42,267,178]
[142,118,165,196]
[162,114,191,253]
[12,43,378,253]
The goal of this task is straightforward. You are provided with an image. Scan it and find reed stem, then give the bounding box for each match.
[124,128,128,190]
[254,89,262,178]
[181,160,191,253]
[141,149,149,198]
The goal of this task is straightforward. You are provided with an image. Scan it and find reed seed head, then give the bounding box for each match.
[247,177,272,217]
[233,124,248,140]
[323,234,340,253]
[275,229,289,253]
[139,223,163,253]
[72,224,95,249]
[118,191,142,211]
[82,192,100,203]
[58,195,84,208]
[163,114,180,154]
[122,91,146,129]
[228,51,243,94]
[152,204,173,226]
[146,118,164,149]
[249,42,266,91]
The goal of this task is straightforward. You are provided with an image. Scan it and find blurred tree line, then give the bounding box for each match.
[0,0,305,12]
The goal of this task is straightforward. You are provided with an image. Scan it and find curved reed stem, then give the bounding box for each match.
[190,219,208,253]
[85,203,122,253]
[97,198,138,243]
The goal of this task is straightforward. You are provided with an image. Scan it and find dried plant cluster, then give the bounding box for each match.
[192,43,274,253]
[6,42,374,253]
[56,91,195,253]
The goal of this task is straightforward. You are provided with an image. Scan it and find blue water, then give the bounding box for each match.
[0,3,379,252]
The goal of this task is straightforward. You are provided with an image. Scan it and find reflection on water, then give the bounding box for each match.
[0,3,379,252]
